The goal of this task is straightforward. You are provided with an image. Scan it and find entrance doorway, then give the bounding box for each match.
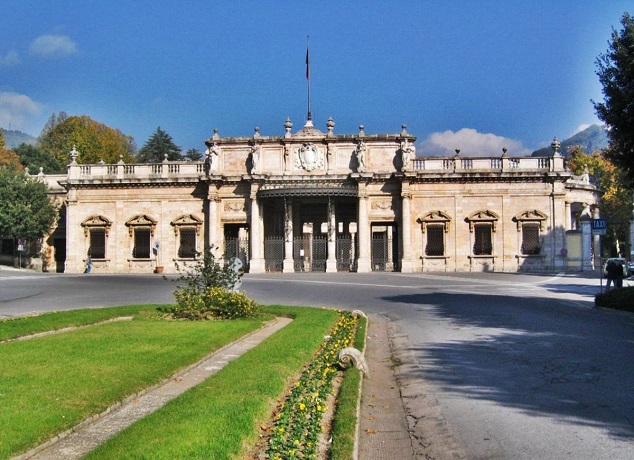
[224,224,249,270]
[371,223,398,271]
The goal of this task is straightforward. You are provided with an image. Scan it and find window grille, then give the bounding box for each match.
[178,228,197,258]
[521,223,541,255]
[425,225,445,256]
[89,228,106,259]
[473,224,493,255]
[133,228,151,258]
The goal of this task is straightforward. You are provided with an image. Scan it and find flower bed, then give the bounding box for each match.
[266,310,359,459]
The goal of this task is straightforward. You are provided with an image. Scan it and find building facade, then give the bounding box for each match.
[35,119,599,274]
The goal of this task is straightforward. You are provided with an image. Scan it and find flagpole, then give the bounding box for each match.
[306,35,312,122]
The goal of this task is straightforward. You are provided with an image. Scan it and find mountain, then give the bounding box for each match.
[532,124,608,157]
[1,129,38,148]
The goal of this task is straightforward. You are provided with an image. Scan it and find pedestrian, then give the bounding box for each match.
[616,260,625,288]
[85,256,92,274]
[605,259,619,289]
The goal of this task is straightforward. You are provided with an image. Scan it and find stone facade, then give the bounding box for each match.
[34,120,599,274]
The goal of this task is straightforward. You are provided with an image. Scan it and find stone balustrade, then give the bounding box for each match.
[55,154,565,182]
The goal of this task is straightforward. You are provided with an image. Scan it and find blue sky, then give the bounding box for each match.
[0,1,631,157]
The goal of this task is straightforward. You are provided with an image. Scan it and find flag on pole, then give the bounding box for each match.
[305,42,310,80]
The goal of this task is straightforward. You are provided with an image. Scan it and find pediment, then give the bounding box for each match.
[125,215,157,227]
[513,209,547,231]
[513,209,547,221]
[417,210,452,223]
[81,215,112,228]
[417,210,452,233]
[171,214,202,226]
[466,210,500,222]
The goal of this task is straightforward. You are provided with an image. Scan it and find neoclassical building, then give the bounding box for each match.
[35,118,600,274]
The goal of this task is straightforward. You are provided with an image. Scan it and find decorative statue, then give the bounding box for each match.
[250,144,261,174]
[204,142,220,173]
[356,140,366,172]
[400,138,415,172]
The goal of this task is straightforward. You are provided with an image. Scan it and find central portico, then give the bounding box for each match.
[205,118,414,274]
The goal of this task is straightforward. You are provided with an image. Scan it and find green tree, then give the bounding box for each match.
[594,12,634,186]
[0,167,57,241]
[13,143,64,174]
[183,148,203,161]
[567,147,633,257]
[39,115,136,165]
[136,127,182,162]
[0,129,22,170]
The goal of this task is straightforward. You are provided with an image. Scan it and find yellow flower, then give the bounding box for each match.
[299,403,306,410]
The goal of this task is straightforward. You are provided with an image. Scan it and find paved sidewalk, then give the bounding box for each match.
[18,317,292,460]
[358,314,416,459]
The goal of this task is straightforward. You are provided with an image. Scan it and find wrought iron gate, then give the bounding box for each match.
[336,235,356,271]
[224,237,250,271]
[264,236,285,272]
[371,231,396,271]
[293,235,327,272]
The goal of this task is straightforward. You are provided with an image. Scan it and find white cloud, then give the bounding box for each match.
[29,35,77,58]
[0,92,44,132]
[0,50,21,66]
[417,128,532,157]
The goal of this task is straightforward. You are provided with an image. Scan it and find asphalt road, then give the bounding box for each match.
[1,268,632,459]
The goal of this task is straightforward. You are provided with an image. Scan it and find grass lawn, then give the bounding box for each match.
[0,305,364,460]
[0,306,266,459]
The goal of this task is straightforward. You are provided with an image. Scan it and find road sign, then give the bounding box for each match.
[591,218,607,235]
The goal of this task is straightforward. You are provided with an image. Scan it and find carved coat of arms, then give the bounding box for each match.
[294,143,324,172]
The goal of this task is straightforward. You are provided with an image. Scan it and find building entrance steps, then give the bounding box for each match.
[17,317,293,460]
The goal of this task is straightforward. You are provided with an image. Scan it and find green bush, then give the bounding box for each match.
[171,286,261,320]
[171,250,242,295]
[595,286,634,312]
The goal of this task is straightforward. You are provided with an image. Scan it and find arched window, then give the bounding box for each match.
[171,214,202,259]
[81,216,112,259]
[126,215,157,259]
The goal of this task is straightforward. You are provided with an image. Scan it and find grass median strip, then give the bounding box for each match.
[0,307,265,459]
[85,306,338,459]
[2,305,365,459]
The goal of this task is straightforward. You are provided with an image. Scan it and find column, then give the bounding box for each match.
[64,195,80,273]
[326,199,337,272]
[580,218,593,271]
[205,185,221,260]
[564,201,571,231]
[283,200,294,272]
[356,189,371,273]
[400,191,414,272]
[249,187,265,273]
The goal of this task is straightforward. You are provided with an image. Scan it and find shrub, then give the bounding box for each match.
[161,248,257,320]
[171,286,261,320]
[595,286,634,312]
[171,249,242,295]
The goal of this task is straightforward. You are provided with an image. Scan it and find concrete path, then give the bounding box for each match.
[358,314,417,459]
[17,317,293,460]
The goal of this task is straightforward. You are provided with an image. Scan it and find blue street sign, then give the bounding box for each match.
[591,218,607,235]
